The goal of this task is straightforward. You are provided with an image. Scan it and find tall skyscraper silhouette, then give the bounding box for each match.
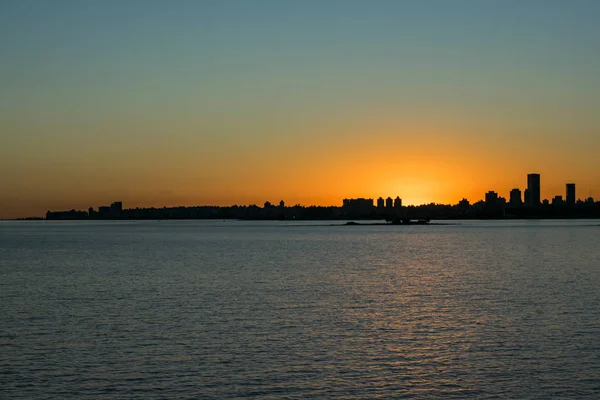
[527,173,541,206]
[566,183,576,205]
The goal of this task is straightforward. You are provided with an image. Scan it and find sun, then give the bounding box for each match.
[379,178,439,206]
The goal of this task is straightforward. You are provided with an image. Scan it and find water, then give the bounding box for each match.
[1,220,600,399]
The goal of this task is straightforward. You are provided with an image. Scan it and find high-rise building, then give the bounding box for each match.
[342,198,374,216]
[527,173,541,206]
[394,196,402,209]
[377,197,384,209]
[110,201,123,214]
[386,197,393,209]
[566,183,576,205]
[485,191,498,206]
[509,188,522,206]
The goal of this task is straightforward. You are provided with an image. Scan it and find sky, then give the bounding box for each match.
[1,0,600,218]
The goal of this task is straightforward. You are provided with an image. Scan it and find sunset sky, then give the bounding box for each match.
[2,0,600,218]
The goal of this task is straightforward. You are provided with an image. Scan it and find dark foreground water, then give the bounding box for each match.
[1,220,600,399]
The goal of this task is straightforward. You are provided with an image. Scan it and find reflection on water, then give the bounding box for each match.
[1,220,600,398]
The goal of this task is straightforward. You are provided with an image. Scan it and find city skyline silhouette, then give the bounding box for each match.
[38,172,600,221]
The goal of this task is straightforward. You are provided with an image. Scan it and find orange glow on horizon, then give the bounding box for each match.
[2,120,600,219]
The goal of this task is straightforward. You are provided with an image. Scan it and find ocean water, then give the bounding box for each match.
[1,219,600,399]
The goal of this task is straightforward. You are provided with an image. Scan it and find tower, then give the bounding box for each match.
[527,173,541,206]
[566,183,576,205]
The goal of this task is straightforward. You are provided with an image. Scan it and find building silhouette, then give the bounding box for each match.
[386,197,393,209]
[509,188,522,206]
[342,198,374,217]
[394,196,402,209]
[527,173,541,206]
[552,195,564,205]
[485,191,498,207]
[110,202,122,215]
[377,197,384,209]
[566,183,576,205]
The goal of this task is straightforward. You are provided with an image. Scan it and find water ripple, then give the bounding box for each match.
[1,220,600,398]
